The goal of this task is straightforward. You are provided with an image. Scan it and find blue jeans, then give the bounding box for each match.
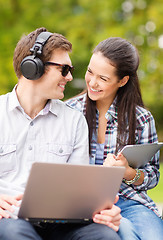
[0,218,120,240]
[116,197,163,240]
[118,217,140,240]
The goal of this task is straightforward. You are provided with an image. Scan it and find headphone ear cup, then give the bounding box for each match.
[20,56,44,80]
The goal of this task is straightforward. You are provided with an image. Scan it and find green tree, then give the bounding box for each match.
[0,0,162,145]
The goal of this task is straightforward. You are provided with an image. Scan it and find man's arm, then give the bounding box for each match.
[68,112,89,165]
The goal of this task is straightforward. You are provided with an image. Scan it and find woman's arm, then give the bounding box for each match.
[104,111,160,191]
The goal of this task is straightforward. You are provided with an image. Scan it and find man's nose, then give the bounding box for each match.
[65,71,73,82]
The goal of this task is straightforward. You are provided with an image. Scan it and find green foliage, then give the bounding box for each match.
[0,0,162,140]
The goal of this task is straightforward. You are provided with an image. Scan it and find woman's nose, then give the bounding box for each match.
[89,77,98,88]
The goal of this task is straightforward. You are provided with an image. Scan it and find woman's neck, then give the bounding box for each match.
[96,99,112,116]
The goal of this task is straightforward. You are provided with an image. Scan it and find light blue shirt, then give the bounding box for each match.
[0,87,89,205]
[95,143,105,165]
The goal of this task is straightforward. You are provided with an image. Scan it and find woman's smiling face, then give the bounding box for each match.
[85,51,122,105]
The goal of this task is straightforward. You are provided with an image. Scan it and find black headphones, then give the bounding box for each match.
[20,31,52,80]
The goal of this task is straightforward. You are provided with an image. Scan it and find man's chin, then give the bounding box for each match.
[58,93,64,100]
[49,93,64,100]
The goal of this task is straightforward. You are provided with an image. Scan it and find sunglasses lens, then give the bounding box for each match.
[62,65,74,77]
[70,66,74,75]
[62,66,69,77]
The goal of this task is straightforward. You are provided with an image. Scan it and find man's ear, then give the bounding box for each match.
[120,76,129,87]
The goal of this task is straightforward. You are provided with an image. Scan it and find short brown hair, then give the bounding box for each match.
[13,27,72,78]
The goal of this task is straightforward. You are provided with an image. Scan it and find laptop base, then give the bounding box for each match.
[25,218,94,224]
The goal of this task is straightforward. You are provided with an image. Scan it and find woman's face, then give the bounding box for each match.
[85,52,122,105]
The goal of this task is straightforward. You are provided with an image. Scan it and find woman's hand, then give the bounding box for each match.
[104,153,144,184]
[0,194,23,219]
[93,195,121,232]
[104,153,129,168]
[104,153,134,179]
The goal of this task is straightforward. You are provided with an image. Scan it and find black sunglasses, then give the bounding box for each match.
[45,62,74,77]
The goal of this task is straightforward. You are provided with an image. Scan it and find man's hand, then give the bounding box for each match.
[93,195,121,232]
[0,194,23,219]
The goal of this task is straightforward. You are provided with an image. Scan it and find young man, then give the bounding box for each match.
[0,27,121,240]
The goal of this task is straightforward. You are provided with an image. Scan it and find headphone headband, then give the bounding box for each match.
[30,32,53,55]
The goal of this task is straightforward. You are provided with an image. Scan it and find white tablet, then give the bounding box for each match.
[120,142,163,168]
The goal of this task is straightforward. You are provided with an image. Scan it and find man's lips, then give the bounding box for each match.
[58,83,66,90]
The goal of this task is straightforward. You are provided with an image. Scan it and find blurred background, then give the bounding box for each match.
[0,0,163,201]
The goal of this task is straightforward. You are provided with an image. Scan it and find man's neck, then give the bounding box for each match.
[16,82,47,119]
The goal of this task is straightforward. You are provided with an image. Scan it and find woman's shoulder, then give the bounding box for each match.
[136,105,155,126]
[65,93,87,112]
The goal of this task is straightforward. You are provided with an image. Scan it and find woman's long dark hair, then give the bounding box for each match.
[85,37,144,153]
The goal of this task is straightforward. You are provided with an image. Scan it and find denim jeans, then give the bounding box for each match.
[116,197,163,240]
[0,218,120,240]
[118,217,140,240]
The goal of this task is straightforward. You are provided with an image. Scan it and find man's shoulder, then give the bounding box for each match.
[0,92,10,104]
[52,99,87,127]
[52,99,84,116]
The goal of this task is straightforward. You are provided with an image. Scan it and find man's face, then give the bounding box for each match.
[39,49,73,100]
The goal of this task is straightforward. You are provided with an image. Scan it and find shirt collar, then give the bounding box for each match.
[96,97,118,121]
[9,85,59,117]
[48,99,60,116]
[106,97,118,120]
[8,85,21,111]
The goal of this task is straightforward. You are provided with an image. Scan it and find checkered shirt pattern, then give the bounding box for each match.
[66,93,161,217]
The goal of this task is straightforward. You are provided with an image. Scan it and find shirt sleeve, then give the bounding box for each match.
[67,112,89,165]
[133,111,160,191]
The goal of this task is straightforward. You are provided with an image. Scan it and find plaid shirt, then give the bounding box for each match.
[66,93,161,217]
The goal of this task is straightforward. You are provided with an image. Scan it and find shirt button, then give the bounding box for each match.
[59,148,63,153]
[30,122,34,126]
[28,145,33,150]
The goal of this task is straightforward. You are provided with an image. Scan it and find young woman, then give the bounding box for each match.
[67,37,163,240]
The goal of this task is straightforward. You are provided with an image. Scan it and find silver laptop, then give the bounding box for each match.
[18,162,125,223]
[121,142,163,168]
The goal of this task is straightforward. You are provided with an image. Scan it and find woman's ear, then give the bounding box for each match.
[120,76,129,87]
